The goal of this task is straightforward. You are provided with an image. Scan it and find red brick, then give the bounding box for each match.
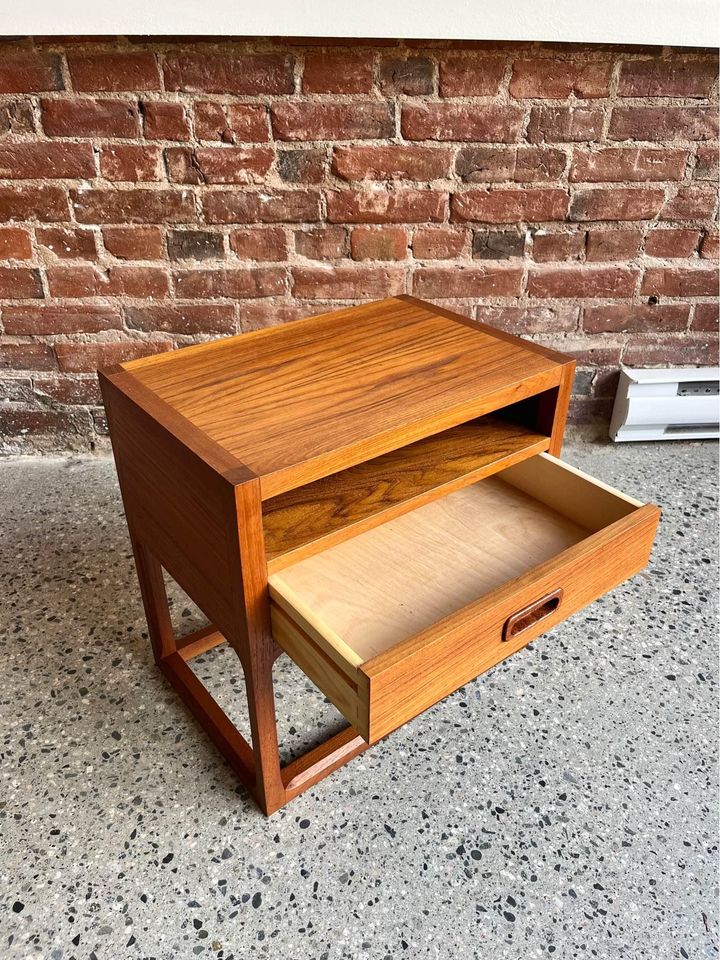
[412,226,468,260]
[476,304,579,334]
[272,102,394,141]
[379,57,434,96]
[0,342,56,370]
[0,142,96,179]
[0,407,93,438]
[37,226,97,260]
[293,264,405,299]
[533,337,622,365]
[609,107,719,142]
[0,53,63,92]
[164,55,294,95]
[193,102,268,142]
[585,228,643,261]
[0,267,43,298]
[332,145,452,182]
[455,146,514,182]
[622,337,718,366]
[46,264,170,298]
[583,303,689,333]
[528,264,640,298]
[55,339,172,372]
[166,146,274,184]
[327,190,447,223]
[125,304,236,334]
[570,147,688,183]
[351,226,408,261]
[142,101,190,141]
[438,56,505,97]
[71,189,195,224]
[294,227,348,260]
[618,58,718,98]
[276,148,326,184]
[452,189,568,223]
[34,376,103,405]
[570,188,664,221]
[41,99,140,138]
[3,303,122,334]
[644,229,701,259]
[0,99,36,137]
[239,301,310,332]
[167,229,224,261]
[173,267,286,299]
[0,186,69,222]
[641,264,718,298]
[692,302,719,331]
[510,59,612,98]
[454,145,568,183]
[102,226,164,260]
[402,103,523,142]
[527,107,604,143]
[203,190,322,224]
[303,53,374,94]
[694,147,719,181]
[413,264,522,299]
[0,227,32,259]
[701,231,719,260]
[100,144,162,182]
[531,231,585,262]
[661,184,717,221]
[473,230,525,259]
[68,53,161,91]
[230,227,288,261]
[514,148,568,182]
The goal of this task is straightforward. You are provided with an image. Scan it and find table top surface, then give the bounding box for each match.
[121,295,570,497]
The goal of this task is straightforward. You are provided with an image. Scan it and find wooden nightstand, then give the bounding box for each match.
[100,295,660,815]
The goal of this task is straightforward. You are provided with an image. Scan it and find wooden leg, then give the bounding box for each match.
[130,534,176,662]
[128,542,367,814]
[235,647,283,814]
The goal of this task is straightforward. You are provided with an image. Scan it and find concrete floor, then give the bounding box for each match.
[0,441,717,960]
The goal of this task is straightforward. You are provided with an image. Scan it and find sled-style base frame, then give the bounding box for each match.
[138,547,368,816]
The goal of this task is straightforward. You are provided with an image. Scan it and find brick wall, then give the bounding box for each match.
[0,37,718,451]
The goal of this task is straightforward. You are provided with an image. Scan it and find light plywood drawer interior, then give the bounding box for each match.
[269,452,659,743]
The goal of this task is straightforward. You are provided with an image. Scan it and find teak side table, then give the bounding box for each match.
[100,295,660,815]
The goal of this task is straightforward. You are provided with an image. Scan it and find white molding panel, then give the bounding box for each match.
[5,0,719,48]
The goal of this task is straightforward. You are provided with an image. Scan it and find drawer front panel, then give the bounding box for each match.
[361,504,659,744]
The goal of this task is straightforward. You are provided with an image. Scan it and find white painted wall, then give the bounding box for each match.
[5,0,719,48]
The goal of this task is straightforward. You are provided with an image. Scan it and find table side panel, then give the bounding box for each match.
[100,371,247,645]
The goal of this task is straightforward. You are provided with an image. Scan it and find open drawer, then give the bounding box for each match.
[268,453,660,744]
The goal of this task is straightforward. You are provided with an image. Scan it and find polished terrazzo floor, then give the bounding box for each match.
[1,441,717,960]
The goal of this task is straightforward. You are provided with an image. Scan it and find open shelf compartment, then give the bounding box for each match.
[262,413,551,573]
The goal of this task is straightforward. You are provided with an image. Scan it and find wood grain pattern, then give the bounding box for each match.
[263,415,550,572]
[122,296,569,498]
[100,370,246,645]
